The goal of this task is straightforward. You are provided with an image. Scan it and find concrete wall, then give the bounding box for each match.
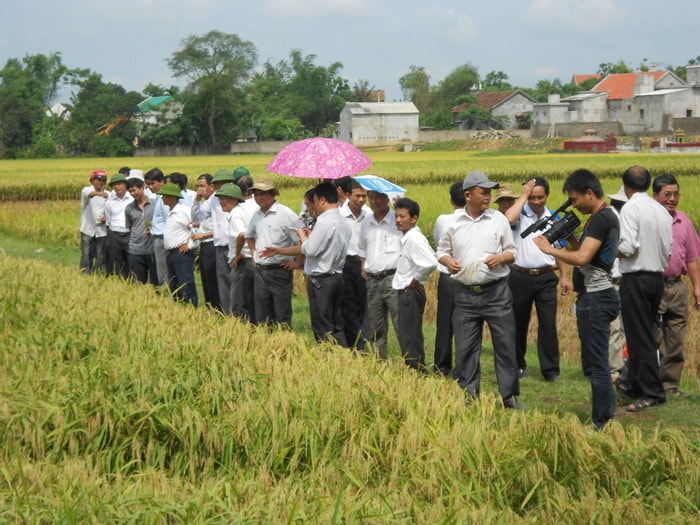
[491,93,534,129]
[340,112,419,146]
[531,121,621,138]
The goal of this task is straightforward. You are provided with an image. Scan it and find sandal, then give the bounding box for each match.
[626,398,665,413]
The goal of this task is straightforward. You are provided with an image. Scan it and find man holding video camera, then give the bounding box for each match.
[506,177,571,381]
[534,169,620,430]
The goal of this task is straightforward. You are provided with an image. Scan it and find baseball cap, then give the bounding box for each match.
[90,169,108,181]
[463,171,499,190]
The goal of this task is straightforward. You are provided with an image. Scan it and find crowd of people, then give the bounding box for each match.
[79,163,698,429]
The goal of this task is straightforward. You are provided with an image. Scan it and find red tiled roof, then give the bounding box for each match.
[592,71,667,100]
[572,74,601,86]
[452,90,527,113]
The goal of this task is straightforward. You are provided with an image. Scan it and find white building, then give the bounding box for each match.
[338,102,419,146]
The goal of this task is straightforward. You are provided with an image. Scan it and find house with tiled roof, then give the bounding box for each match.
[572,74,601,87]
[451,90,535,130]
[590,71,685,122]
[533,69,698,136]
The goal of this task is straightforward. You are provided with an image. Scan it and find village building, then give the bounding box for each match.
[338,102,419,147]
[451,90,535,130]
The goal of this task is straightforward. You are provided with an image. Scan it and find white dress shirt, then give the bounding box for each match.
[358,209,402,274]
[618,191,672,273]
[434,208,466,274]
[436,208,517,285]
[392,226,438,289]
[164,203,192,250]
[246,201,299,265]
[226,205,250,260]
[339,201,370,257]
[513,203,558,268]
[302,208,351,276]
[104,192,134,232]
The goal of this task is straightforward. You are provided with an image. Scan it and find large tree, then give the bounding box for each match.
[0,52,69,157]
[168,30,257,145]
[399,65,431,111]
[64,72,143,156]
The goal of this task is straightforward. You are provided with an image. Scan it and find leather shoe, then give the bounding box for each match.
[503,397,527,410]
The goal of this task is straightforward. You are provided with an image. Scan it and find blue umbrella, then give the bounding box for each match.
[354,175,406,194]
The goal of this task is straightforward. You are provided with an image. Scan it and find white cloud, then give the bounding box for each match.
[422,7,478,45]
[533,64,560,78]
[528,0,626,31]
[262,0,371,18]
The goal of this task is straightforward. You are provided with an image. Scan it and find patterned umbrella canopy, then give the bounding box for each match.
[267,137,372,179]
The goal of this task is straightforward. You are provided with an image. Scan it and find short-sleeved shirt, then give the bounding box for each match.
[245,201,299,265]
[664,210,700,278]
[573,207,619,293]
[125,198,155,255]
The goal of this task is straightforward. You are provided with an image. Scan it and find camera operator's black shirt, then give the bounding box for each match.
[573,207,619,293]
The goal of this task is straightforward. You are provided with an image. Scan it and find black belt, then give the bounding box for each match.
[258,263,284,270]
[346,254,361,261]
[166,247,180,255]
[459,277,504,293]
[665,276,681,285]
[511,264,556,276]
[109,230,129,237]
[367,269,396,279]
[151,234,164,239]
[309,272,340,278]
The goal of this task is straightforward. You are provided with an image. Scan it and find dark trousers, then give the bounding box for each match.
[307,274,348,346]
[80,233,106,274]
[452,278,519,401]
[342,256,367,349]
[198,242,220,310]
[254,266,293,327]
[128,252,158,285]
[230,258,256,322]
[107,229,130,279]
[397,287,427,370]
[620,272,665,402]
[215,245,231,314]
[434,272,458,375]
[166,249,198,307]
[509,270,560,378]
[576,288,620,429]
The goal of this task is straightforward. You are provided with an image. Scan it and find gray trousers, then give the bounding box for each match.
[453,277,519,401]
[366,273,399,360]
[307,274,348,347]
[152,236,168,287]
[254,266,293,327]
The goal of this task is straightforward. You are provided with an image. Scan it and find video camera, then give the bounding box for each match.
[520,199,580,244]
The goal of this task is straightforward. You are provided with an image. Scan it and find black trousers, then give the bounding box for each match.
[341,256,367,349]
[433,272,458,375]
[397,286,427,370]
[509,269,560,378]
[307,273,348,347]
[198,241,220,310]
[128,252,157,285]
[107,229,130,279]
[620,271,665,402]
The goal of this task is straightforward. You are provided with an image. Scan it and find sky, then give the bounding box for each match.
[1,0,698,103]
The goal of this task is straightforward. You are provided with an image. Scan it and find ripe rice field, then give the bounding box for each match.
[1,151,699,522]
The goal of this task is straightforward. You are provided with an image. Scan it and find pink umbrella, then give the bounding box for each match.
[267,137,371,179]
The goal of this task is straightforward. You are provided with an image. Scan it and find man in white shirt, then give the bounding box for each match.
[437,171,523,409]
[392,198,437,371]
[358,190,403,360]
[234,174,259,322]
[79,169,108,274]
[506,177,571,381]
[160,182,198,307]
[144,168,169,287]
[339,180,370,350]
[245,178,299,327]
[618,165,672,412]
[104,173,134,278]
[432,182,466,376]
